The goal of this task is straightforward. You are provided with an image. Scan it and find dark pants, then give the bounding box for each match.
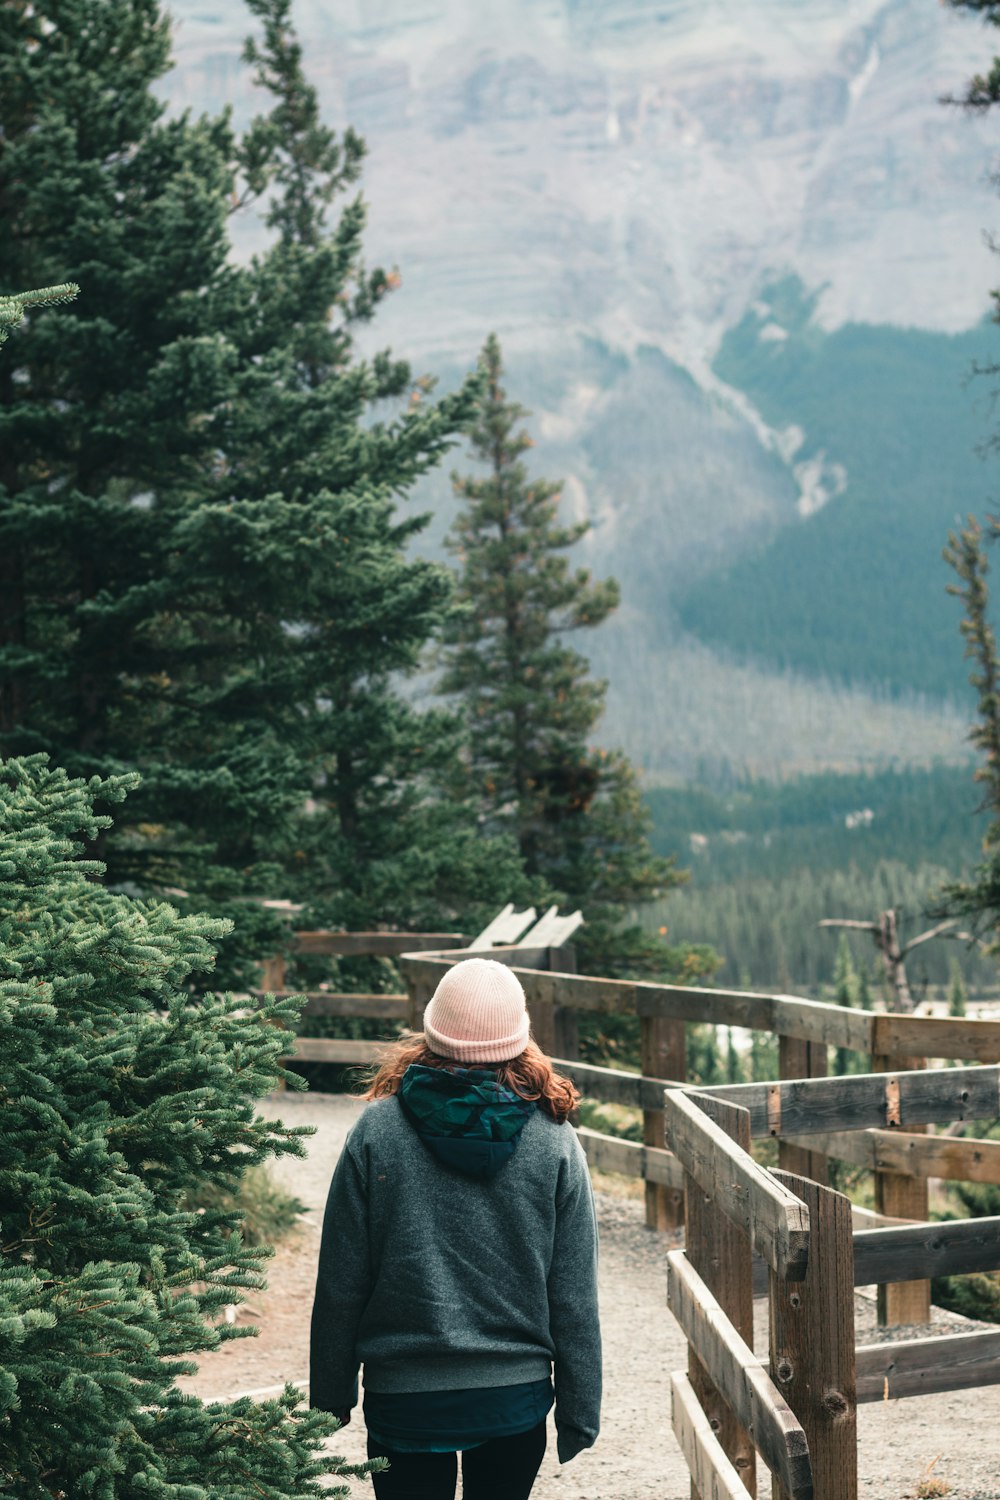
[367,1419,547,1500]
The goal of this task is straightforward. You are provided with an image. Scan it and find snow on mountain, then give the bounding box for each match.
[161,0,993,774]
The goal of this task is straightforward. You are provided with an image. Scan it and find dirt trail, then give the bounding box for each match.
[181,1092,1000,1500]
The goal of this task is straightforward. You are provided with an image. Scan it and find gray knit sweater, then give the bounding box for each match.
[309,1095,602,1463]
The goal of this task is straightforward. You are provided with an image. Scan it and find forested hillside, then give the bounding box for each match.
[678,279,1000,701]
[643,764,997,992]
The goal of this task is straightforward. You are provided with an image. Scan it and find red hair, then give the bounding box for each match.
[362,1034,579,1124]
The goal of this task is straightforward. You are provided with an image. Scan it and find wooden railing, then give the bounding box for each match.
[664,1081,1000,1500]
[399,952,1000,1325]
[256,936,1000,1329]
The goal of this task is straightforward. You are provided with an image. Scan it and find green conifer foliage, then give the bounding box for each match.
[0,756,375,1496]
[0,1,504,969]
[440,334,712,975]
[939,520,1000,946]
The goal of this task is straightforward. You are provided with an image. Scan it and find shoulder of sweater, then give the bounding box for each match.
[346,1095,580,1156]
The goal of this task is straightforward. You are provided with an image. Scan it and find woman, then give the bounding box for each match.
[309,956,602,1500]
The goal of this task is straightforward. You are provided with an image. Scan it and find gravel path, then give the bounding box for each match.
[182,1092,1000,1500]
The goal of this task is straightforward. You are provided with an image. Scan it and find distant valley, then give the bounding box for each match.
[163,0,1000,777]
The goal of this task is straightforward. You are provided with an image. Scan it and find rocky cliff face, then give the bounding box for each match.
[167,0,996,356]
[163,0,994,775]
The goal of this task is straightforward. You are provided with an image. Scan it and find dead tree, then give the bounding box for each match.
[818,911,974,1014]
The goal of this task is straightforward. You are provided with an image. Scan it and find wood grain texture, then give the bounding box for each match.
[855,1329,1000,1402]
[871,1052,929,1327]
[770,1170,857,1500]
[852,1215,1000,1286]
[700,1066,1000,1140]
[671,1372,752,1500]
[684,1096,756,1495]
[777,1036,830,1185]
[665,1090,810,1277]
[642,1014,687,1229]
[294,931,464,956]
[872,1011,1000,1063]
[784,1128,1000,1185]
[667,1250,812,1499]
[575,1126,685,1189]
[281,1037,383,1063]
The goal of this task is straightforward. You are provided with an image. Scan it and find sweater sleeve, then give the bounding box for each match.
[309,1130,372,1414]
[548,1134,602,1463]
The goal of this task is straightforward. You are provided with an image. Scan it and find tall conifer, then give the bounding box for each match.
[440,335,708,975]
[0,1,515,968]
[0,757,377,1496]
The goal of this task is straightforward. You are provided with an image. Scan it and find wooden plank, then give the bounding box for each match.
[684,1095,756,1495]
[468,903,536,949]
[254,993,410,1020]
[636,984,776,1031]
[529,991,556,1055]
[642,1014,686,1230]
[853,1215,1000,1286]
[552,1058,669,1110]
[770,1170,857,1500]
[293,931,464,957]
[667,1250,812,1499]
[872,1011,1000,1064]
[665,1090,810,1278]
[260,954,287,991]
[518,970,639,1014]
[871,1051,929,1327]
[699,1065,1000,1140]
[519,905,584,948]
[785,1128,1000,1185]
[671,1372,751,1500]
[576,1126,684,1189]
[280,1038,383,1064]
[777,1035,829,1185]
[772,995,874,1053]
[856,1329,1000,1402]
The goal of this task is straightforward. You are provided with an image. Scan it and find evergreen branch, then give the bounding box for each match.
[0,283,79,346]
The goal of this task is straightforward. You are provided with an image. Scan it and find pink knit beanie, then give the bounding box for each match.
[423,957,531,1063]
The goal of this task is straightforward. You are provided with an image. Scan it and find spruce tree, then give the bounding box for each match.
[0,1,513,976]
[0,756,377,1496]
[939,520,1000,944]
[439,334,705,975]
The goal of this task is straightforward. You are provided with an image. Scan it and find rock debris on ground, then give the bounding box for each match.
[180,1091,1000,1500]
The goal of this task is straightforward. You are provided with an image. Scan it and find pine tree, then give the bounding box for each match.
[0,283,78,346]
[939,520,1000,945]
[0,756,378,1496]
[0,1,514,970]
[439,334,708,975]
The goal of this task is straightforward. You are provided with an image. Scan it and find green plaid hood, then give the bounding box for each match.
[397,1064,537,1181]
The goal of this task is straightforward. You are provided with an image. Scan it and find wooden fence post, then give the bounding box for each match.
[642,1014,686,1229]
[550,945,580,1061]
[770,1170,857,1500]
[871,1050,930,1326]
[778,1034,829,1184]
[683,1095,756,1497]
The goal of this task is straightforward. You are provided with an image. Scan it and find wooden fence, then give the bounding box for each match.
[254,932,1000,1491]
[256,935,1000,1327]
[662,1081,1000,1500]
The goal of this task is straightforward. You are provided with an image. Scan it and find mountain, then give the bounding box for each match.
[161,0,1000,777]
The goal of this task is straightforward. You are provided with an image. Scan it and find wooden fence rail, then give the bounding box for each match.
[663,1083,1000,1499]
[260,936,1000,1328]
[253,931,1000,1493]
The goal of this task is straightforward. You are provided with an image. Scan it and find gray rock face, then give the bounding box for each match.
[166,0,997,358]
[162,0,993,774]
